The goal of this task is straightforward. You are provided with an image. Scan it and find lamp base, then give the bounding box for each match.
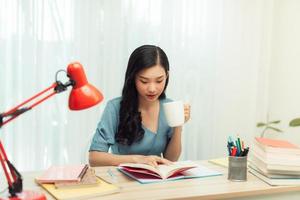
[0,190,46,200]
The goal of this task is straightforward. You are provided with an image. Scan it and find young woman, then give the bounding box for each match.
[89,45,190,167]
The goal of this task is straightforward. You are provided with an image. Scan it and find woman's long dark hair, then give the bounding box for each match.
[115,45,170,145]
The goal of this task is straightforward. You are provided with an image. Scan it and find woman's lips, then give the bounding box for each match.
[146,94,157,99]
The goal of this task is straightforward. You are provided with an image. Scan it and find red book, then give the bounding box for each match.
[118,161,222,184]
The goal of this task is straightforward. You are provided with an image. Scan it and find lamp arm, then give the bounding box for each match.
[0,80,74,128]
[0,80,73,197]
[0,83,56,128]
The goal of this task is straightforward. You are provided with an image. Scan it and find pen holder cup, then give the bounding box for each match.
[228,156,247,181]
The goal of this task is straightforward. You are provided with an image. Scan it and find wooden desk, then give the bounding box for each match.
[2,160,300,200]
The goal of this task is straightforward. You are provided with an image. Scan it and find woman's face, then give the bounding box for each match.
[135,64,167,102]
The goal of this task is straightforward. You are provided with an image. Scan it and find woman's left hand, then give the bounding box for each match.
[184,104,191,123]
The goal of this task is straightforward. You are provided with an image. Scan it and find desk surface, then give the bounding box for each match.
[2,160,300,200]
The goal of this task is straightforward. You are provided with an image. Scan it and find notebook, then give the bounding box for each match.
[118,161,222,184]
[36,164,88,184]
[249,167,300,186]
[39,177,120,200]
[250,152,300,173]
[249,164,300,179]
[255,137,300,154]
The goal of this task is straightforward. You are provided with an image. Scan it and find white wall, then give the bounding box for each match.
[1,0,300,171]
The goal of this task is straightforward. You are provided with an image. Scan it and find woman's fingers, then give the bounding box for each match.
[152,156,172,167]
[184,104,191,122]
[137,155,173,167]
[152,161,158,168]
[146,157,159,168]
[153,156,173,166]
[158,157,173,165]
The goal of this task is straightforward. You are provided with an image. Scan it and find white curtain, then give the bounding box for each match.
[267,0,300,143]
[1,0,294,172]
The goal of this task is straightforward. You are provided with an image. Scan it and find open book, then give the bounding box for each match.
[118,161,222,184]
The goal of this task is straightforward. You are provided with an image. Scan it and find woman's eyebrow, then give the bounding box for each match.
[139,75,165,80]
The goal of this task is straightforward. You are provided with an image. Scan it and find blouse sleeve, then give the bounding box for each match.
[89,100,119,152]
[167,127,173,139]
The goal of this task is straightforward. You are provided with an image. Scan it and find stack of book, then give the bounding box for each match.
[36,164,120,199]
[249,137,300,186]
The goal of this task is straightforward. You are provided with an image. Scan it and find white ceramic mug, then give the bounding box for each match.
[163,101,184,127]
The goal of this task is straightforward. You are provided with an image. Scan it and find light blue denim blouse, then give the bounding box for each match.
[89,97,173,156]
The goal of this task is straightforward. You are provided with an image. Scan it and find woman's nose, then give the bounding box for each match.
[147,83,156,93]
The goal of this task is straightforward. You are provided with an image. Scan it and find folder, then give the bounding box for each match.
[208,157,228,168]
[39,177,120,200]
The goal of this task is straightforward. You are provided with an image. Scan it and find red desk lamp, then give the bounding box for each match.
[0,62,103,200]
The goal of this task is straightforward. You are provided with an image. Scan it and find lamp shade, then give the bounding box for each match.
[67,62,103,110]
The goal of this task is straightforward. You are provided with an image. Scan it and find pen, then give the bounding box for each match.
[107,169,118,183]
[227,136,235,156]
[228,136,234,143]
[231,146,237,156]
[243,147,249,156]
[235,140,240,156]
[227,144,232,156]
[237,137,242,151]
[228,136,235,147]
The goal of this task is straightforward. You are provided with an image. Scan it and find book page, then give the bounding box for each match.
[157,161,198,179]
[119,161,198,179]
[119,163,161,176]
[181,164,222,178]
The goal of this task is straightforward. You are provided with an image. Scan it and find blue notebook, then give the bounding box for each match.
[118,161,222,184]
